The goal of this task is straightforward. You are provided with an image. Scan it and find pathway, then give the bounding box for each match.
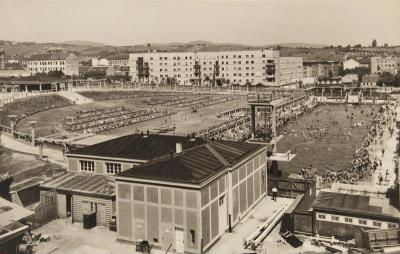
[0,133,65,165]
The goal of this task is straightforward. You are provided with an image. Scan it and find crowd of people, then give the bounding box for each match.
[145,95,239,109]
[197,115,251,141]
[78,90,190,101]
[197,95,316,142]
[317,104,394,185]
[65,106,174,133]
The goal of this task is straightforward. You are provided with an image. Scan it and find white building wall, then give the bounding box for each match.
[129,50,302,87]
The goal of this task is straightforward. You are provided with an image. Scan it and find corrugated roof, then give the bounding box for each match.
[68,134,209,161]
[312,191,400,219]
[40,172,114,198]
[0,197,33,227]
[118,140,262,184]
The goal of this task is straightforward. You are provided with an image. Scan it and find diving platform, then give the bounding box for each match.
[267,151,296,162]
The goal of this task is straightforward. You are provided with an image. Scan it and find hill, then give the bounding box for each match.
[61,40,109,47]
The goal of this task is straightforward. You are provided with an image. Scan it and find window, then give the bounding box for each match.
[317,214,326,220]
[373,221,382,227]
[106,162,122,174]
[80,160,94,172]
[331,215,339,221]
[344,217,353,223]
[388,223,398,229]
[190,229,196,245]
[359,219,367,225]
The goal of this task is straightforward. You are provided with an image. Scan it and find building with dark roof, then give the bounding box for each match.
[115,137,267,253]
[361,74,379,88]
[67,133,209,168]
[53,133,268,234]
[312,191,400,241]
[26,52,79,76]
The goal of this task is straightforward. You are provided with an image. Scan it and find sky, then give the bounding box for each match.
[0,0,399,46]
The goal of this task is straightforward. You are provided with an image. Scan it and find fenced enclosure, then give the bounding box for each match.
[28,190,58,229]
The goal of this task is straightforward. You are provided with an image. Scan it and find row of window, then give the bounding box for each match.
[79,160,122,174]
[28,67,65,72]
[146,60,275,67]
[145,55,277,61]
[28,61,65,65]
[317,213,398,229]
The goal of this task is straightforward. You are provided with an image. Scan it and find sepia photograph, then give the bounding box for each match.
[0,0,400,253]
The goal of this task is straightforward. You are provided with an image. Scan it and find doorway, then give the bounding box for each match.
[66,194,72,217]
[218,195,228,235]
[175,228,184,254]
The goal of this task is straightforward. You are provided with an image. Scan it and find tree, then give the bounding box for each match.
[383,43,389,48]
[372,39,377,48]
[379,72,395,86]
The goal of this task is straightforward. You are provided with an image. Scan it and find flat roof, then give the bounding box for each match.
[40,172,115,198]
[67,134,209,161]
[312,191,400,220]
[118,141,264,184]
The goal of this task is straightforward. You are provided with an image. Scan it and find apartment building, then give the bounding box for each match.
[129,50,303,87]
[371,57,399,75]
[26,52,79,76]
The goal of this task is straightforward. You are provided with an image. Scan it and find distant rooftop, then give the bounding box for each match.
[28,52,74,61]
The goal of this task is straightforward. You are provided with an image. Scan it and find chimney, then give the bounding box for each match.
[176,143,182,154]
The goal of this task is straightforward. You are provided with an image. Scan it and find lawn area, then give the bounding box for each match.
[0,145,65,183]
[277,104,378,175]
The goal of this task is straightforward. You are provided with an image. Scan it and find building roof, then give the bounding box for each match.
[303,60,339,66]
[28,52,73,61]
[68,134,209,161]
[0,197,33,244]
[358,58,371,64]
[0,197,33,222]
[312,191,400,220]
[362,75,379,83]
[118,140,263,184]
[108,54,129,60]
[79,66,112,75]
[40,172,115,198]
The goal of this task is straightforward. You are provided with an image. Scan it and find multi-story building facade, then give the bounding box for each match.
[371,57,399,75]
[303,61,340,79]
[129,50,303,87]
[26,52,79,76]
[109,55,129,67]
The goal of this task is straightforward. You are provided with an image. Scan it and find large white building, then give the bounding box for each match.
[371,57,399,75]
[26,52,79,76]
[129,50,303,87]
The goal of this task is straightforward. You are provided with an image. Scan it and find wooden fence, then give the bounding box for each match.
[28,190,58,229]
[267,176,316,198]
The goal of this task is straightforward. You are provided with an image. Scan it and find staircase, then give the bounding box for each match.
[58,91,93,105]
